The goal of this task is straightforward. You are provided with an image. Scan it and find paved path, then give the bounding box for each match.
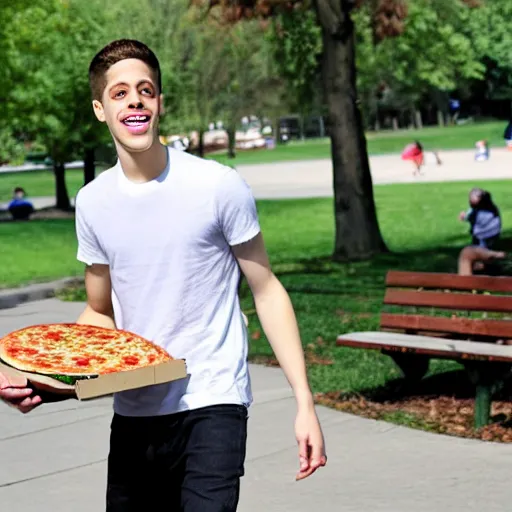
[3,149,511,211]
[1,299,512,511]
[236,148,512,199]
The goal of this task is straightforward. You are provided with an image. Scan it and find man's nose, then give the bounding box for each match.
[128,100,144,109]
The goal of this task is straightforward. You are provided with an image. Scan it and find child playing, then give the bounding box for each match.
[401,141,442,176]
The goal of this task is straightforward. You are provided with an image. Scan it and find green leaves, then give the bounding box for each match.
[267,9,322,114]
[355,0,486,121]
[5,0,114,163]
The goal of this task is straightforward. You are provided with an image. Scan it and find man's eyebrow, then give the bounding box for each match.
[137,79,155,87]
[108,79,155,93]
[108,81,129,93]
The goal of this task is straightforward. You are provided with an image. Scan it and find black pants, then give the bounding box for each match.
[472,234,500,249]
[106,404,248,511]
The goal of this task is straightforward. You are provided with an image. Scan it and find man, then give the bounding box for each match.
[0,39,326,511]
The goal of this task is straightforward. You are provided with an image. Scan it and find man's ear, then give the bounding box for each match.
[92,100,106,122]
[159,94,165,116]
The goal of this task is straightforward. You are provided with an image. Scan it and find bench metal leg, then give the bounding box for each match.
[385,352,430,381]
[474,383,492,429]
[464,362,511,429]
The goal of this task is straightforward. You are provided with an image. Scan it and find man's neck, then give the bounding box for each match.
[116,141,168,184]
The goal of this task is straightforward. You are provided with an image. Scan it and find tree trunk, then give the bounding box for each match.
[437,109,445,127]
[227,124,236,159]
[54,162,71,211]
[374,111,380,132]
[274,118,282,144]
[392,117,399,130]
[315,0,388,261]
[415,109,423,129]
[83,147,96,185]
[319,116,326,137]
[198,129,205,158]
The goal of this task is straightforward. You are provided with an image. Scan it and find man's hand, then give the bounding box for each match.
[295,405,327,481]
[459,211,467,221]
[0,371,42,414]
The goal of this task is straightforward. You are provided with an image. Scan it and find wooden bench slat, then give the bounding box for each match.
[336,331,512,363]
[384,289,512,313]
[386,271,512,293]
[380,313,512,339]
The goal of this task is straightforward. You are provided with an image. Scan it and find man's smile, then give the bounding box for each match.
[120,112,152,134]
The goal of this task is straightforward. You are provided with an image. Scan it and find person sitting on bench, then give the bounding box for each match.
[458,188,505,275]
[457,245,505,276]
[459,187,501,249]
[8,187,34,221]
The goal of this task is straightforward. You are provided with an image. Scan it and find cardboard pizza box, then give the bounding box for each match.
[0,359,187,401]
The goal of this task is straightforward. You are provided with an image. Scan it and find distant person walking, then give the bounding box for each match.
[504,120,512,151]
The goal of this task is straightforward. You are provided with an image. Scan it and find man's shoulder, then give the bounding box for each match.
[170,149,233,182]
[76,164,118,206]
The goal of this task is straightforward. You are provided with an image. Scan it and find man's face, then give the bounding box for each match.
[92,59,162,153]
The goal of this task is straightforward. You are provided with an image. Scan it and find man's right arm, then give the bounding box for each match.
[0,264,115,413]
[77,264,116,329]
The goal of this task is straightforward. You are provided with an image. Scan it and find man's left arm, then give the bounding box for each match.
[232,233,327,481]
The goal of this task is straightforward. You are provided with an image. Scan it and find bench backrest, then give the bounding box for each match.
[381,271,512,341]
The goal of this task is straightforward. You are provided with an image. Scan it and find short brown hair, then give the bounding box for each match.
[89,39,162,101]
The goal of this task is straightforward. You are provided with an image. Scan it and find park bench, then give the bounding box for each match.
[337,270,512,428]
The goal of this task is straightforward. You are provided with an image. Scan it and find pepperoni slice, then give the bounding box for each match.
[73,357,91,367]
[46,332,62,341]
[123,355,140,366]
[21,348,39,356]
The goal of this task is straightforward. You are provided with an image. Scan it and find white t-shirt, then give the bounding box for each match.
[75,147,261,417]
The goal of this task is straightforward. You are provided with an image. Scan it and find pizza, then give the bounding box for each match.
[0,323,172,377]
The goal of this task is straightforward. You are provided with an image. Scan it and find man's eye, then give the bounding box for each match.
[114,91,126,98]
[141,88,153,96]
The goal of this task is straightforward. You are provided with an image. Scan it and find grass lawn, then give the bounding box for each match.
[3,179,512,405]
[211,120,506,166]
[0,169,87,203]
[0,121,506,201]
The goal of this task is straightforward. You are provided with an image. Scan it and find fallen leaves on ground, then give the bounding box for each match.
[314,391,512,443]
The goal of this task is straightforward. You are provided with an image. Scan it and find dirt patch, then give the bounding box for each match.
[314,392,512,442]
[0,207,75,222]
[250,355,512,442]
[31,208,75,220]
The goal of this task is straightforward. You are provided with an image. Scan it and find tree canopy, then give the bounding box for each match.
[2,0,511,246]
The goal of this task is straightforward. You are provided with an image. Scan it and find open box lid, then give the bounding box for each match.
[0,359,187,400]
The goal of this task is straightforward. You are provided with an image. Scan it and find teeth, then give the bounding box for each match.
[124,115,148,122]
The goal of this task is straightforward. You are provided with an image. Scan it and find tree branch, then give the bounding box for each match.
[314,0,354,40]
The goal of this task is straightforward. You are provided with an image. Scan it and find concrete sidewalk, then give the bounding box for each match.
[1,299,512,511]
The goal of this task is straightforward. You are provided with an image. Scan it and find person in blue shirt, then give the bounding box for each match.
[458,188,505,275]
[8,187,34,221]
[459,187,501,248]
